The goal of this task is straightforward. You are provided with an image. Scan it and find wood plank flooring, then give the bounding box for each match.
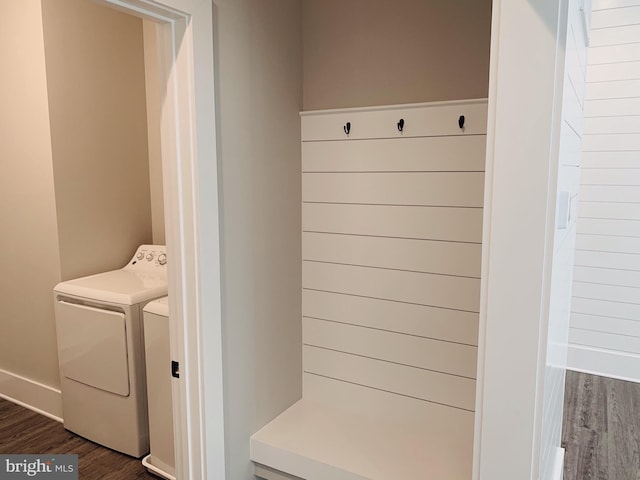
[562,370,640,480]
[0,398,155,479]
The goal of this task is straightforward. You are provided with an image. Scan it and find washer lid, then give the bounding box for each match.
[54,269,167,305]
[144,296,169,317]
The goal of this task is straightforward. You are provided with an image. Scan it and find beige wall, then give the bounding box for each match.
[143,20,166,245]
[214,1,303,478]
[42,0,153,280]
[0,0,62,388]
[0,0,155,399]
[302,0,492,110]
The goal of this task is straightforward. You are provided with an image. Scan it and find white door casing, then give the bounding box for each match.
[96,1,224,479]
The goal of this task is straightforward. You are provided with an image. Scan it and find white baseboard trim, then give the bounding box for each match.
[0,368,62,422]
[551,447,565,480]
[567,344,640,384]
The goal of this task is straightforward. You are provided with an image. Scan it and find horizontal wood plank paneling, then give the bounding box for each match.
[569,327,640,353]
[571,312,640,337]
[575,248,640,269]
[576,232,640,252]
[584,97,640,116]
[591,5,640,29]
[302,289,479,346]
[577,217,640,236]
[581,168,640,184]
[578,202,640,220]
[574,280,640,303]
[572,296,640,320]
[302,172,484,207]
[582,134,640,151]
[574,264,640,287]
[579,184,640,201]
[583,116,640,135]
[593,0,640,9]
[590,24,640,47]
[302,317,478,378]
[586,80,640,101]
[302,136,487,172]
[302,232,481,278]
[302,261,480,312]
[588,44,640,65]
[569,11,640,383]
[302,203,483,242]
[300,102,485,433]
[302,373,476,431]
[582,150,640,168]
[587,61,640,82]
[303,346,476,411]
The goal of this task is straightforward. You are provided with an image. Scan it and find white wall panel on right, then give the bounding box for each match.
[568,0,640,382]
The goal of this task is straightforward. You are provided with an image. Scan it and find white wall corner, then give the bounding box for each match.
[0,368,62,422]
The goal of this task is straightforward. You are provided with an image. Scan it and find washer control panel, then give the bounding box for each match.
[126,245,167,271]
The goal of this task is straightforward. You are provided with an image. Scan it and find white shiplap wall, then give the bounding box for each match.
[540,1,590,478]
[568,0,640,382]
[301,102,486,421]
[251,100,487,480]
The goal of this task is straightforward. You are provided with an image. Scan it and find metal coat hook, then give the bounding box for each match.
[458,115,465,129]
[344,122,351,135]
[397,118,405,133]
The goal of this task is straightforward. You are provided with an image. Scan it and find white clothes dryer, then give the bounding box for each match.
[53,245,167,458]
[142,296,176,480]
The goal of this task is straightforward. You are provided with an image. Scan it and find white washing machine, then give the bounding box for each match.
[142,296,176,480]
[53,245,167,458]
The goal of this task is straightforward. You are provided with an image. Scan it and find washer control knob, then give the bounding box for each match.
[136,252,144,260]
[158,253,167,266]
[146,253,155,261]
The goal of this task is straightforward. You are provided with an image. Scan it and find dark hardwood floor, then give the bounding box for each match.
[563,370,640,480]
[0,398,156,479]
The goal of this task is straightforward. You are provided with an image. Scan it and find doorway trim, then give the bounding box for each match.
[99,1,224,479]
[474,0,569,479]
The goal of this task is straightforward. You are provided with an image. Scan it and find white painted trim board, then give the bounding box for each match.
[99,1,225,479]
[0,368,62,422]
[551,447,565,480]
[567,344,640,383]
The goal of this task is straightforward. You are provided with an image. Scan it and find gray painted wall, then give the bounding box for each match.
[42,0,153,281]
[0,0,62,388]
[303,0,492,110]
[213,1,303,478]
[0,0,153,396]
